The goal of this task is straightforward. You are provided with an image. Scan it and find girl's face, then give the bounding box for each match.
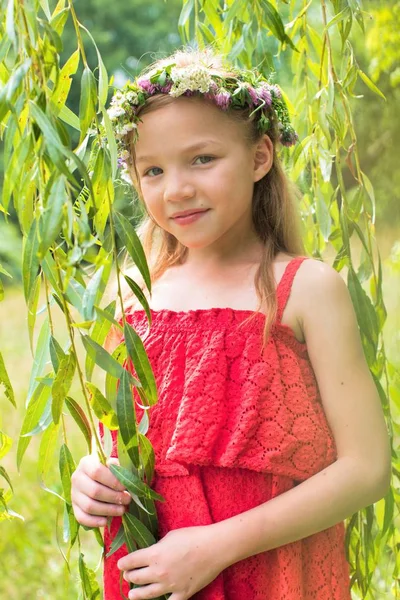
[134,97,272,255]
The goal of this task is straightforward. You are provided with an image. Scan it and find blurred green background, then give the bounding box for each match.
[0,0,399,598]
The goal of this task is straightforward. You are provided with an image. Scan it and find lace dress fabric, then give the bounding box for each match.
[103,256,351,599]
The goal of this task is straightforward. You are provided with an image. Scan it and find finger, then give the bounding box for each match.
[123,567,154,585]
[74,490,127,518]
[80,456,127,492]
[79,472,131,506]
[72,505,108,528]
[128,584,165,600]
[118,549,149,571]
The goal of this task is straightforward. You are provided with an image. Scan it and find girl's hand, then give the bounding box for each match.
[117,525,226,600]
[71,455,131,528]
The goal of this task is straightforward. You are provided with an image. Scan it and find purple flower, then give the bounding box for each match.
[247,85,259,106]
[213,91,231,110]
[137,78,157,94]
[258,86,272,106]
[159,81,173,93]
[270,84,282,99]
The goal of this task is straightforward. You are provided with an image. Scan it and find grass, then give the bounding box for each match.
[0,232,399,598]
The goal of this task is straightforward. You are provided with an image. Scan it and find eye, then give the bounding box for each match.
[194,155,215,165]
[144,166,163,177]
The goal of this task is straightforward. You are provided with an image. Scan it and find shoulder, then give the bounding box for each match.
[292,258,362,358]
[294,257,348,303]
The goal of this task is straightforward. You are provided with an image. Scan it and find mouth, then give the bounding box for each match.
[171,209,209,219]
[171,209,210,225]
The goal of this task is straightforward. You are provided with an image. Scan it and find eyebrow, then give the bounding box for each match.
[136,140,222,164]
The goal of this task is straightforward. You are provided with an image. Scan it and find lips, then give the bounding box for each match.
[171,209,209,219]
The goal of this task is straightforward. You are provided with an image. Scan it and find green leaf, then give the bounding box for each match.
[109,464,163,502]
[105,342,127,410]
[38,422,60,484]
[0,430,12,461]
[114,212,151,292]
[51,49,80,116]
[0,466,13,492]
[86,301,116,381]
[51,353,76,424]
[79,553,101,600]
[106,524,126,558]
[79,66,97,143]
[0,59,31,123]
[86,382,118,430]
[124,323,157,406]
[260,0,296,50]
[49,336,66,373]
[0,351,15,406]
[65,396,92,453]
[27,275,41,354]
[82,266,104,322]
[139,433,155,485]
[59,443,76,504]
[22,219,40,304]
[79,24,109,107]
[357,70,386,101]
[122,512,156,549]
[18,382,51,469]
[38,176,67,259]
[116,368,139,466]
[81,335,124,379]
[124,275,152,326]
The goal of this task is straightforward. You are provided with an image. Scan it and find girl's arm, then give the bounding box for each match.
[208,260,391,568]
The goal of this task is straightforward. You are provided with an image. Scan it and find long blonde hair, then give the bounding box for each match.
[115,47,305,347]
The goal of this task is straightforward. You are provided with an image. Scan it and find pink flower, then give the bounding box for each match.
[247,85,259,106]
[137,78,157,94]
[258,86,272,106]
[214,91,231,110]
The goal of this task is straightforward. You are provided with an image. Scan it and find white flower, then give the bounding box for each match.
[170,65,212,97]
[126,91,139,104]
[107,105,125,120]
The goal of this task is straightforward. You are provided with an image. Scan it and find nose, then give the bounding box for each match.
[163,169,196,203]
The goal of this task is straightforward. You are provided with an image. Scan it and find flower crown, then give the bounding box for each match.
[107,61,299,175]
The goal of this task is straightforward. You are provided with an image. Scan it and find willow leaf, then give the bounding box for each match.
[38,422,60,484]
[124,275,152,326]
[65,396,92,452]
[113,212,151,292]
[26,317,50,407]
[81,334,124,379]
[22,219,40,304]
[27,275,41,354]
[82,266,104,322]
[52,352,76,424]
[0,431,12,461]
[86,300,116,381]
[116,368,139,466]
[122,512,156,549]
[18,382,51,469]
[139,433,155,485]
[86,382,118,430]
[124,323,157,406]
[106,524,126,558]
[78,553,101,600]
[59,443,76,504]
[49,335,66,373]
[0,351,15,406]
[38,176,67,259]
[0,466,13,492]
[79,66,97,143]
[109,464,163,502]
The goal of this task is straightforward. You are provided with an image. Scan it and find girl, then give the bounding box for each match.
[71,48,391,600]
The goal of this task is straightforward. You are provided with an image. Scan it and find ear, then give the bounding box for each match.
[253,134,274,182]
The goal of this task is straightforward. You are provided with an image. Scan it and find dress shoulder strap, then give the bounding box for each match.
[275,256,309,324]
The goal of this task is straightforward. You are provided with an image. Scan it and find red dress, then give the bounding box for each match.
[103,256,351,599]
